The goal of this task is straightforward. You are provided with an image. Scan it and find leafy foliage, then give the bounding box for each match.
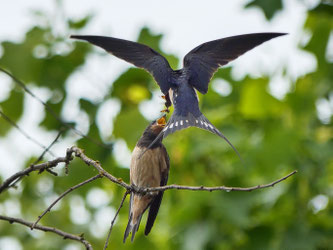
[245,0,283,20]
[0,2,332,250]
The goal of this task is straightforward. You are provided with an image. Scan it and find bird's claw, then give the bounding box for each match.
[160,108,170,113]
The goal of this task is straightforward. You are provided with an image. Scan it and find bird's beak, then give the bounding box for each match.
[157,116,166,127]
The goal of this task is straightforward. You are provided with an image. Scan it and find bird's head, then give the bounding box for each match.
[137,116,166,148]
[150,116,166,135]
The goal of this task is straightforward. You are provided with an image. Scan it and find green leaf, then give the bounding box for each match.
[245,0,283,20]
[68,15,93,30]
[111,68,152,107]
[310,3,333,16]
[239,77,282,119]
[79,98,99,123]
[39,96,69,131]
[0,88,24,136]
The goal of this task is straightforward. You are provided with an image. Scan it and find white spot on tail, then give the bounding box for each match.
[204,122,208,127]
[186,120,189,123]
[200,121,203,125]
[208,124,213,129]
[196,120,199,123]
[169,123,174,129]
[175,121,178,127]
[163,126,168,132]
[180,120,183,126]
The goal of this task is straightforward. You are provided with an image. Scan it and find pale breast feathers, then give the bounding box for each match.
[130,147,164,188]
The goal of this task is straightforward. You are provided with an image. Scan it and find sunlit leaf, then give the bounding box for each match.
[0,88,24,136]
[239,77,282,119]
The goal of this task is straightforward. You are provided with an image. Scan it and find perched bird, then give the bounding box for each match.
[71,33,286,157]
[123,116,169,243]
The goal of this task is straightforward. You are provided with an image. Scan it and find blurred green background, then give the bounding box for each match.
[0,1,333,250]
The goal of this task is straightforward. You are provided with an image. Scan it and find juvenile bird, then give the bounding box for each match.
[123,116,169,243]
[71,33,286,158]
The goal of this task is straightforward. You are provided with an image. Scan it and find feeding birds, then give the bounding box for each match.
[123,116,169,242]
[71,32,286,158]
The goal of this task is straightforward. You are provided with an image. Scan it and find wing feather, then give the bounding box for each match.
[183,33,287,94]
[71,35,173,94]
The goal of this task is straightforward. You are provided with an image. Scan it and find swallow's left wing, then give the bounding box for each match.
[144,145,169,235]
[183,33,287,94]
[70,35,173,94]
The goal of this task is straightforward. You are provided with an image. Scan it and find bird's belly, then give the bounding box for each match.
[172,83,201,117]
[130,147,161,188]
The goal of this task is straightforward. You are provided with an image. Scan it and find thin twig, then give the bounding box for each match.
[0,215,93,250]
[139,170,298,193]
[103,191,130,250]
[0,152,73,194]
[68,146,297,194]
[0,66,112,149]
[6,129,65,191]
[0,110,56,157]
[69,147,131,190]
[33,129,64,165]
[32,174,103,229]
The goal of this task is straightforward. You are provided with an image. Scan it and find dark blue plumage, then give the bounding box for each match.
[71,33,287,158]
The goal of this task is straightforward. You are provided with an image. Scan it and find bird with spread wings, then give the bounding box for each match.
[71,33,286,158]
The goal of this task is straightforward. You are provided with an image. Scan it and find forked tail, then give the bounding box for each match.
[123,213,143,243]
[141,113,242,161]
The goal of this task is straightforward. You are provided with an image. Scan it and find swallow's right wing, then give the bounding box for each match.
[71,35,173,94]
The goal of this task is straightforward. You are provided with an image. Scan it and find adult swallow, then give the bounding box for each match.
[123,116,169,242]
[71,33,286,158]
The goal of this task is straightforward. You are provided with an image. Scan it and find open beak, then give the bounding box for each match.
[157,116,166,127]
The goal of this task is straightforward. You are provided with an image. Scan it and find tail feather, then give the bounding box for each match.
[131,214,143,242]
[141,113,242,161]
[123,213,133,243]
[144,191,165,236]
[123,213,143,243]
[163,113,196,137]
[199,115,242,161]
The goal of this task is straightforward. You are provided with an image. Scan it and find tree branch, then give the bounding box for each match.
[2,145,296,195]
[33,129,64,165]
[103,191,130,250]
[139,170,298,193]
[0,149,73,194]
[0,215,93,250]
[5,130,65,191]
[67,146,297,194]
[68,147,131,190]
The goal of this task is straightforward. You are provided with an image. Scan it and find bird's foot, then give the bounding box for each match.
[160,108,170,113]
